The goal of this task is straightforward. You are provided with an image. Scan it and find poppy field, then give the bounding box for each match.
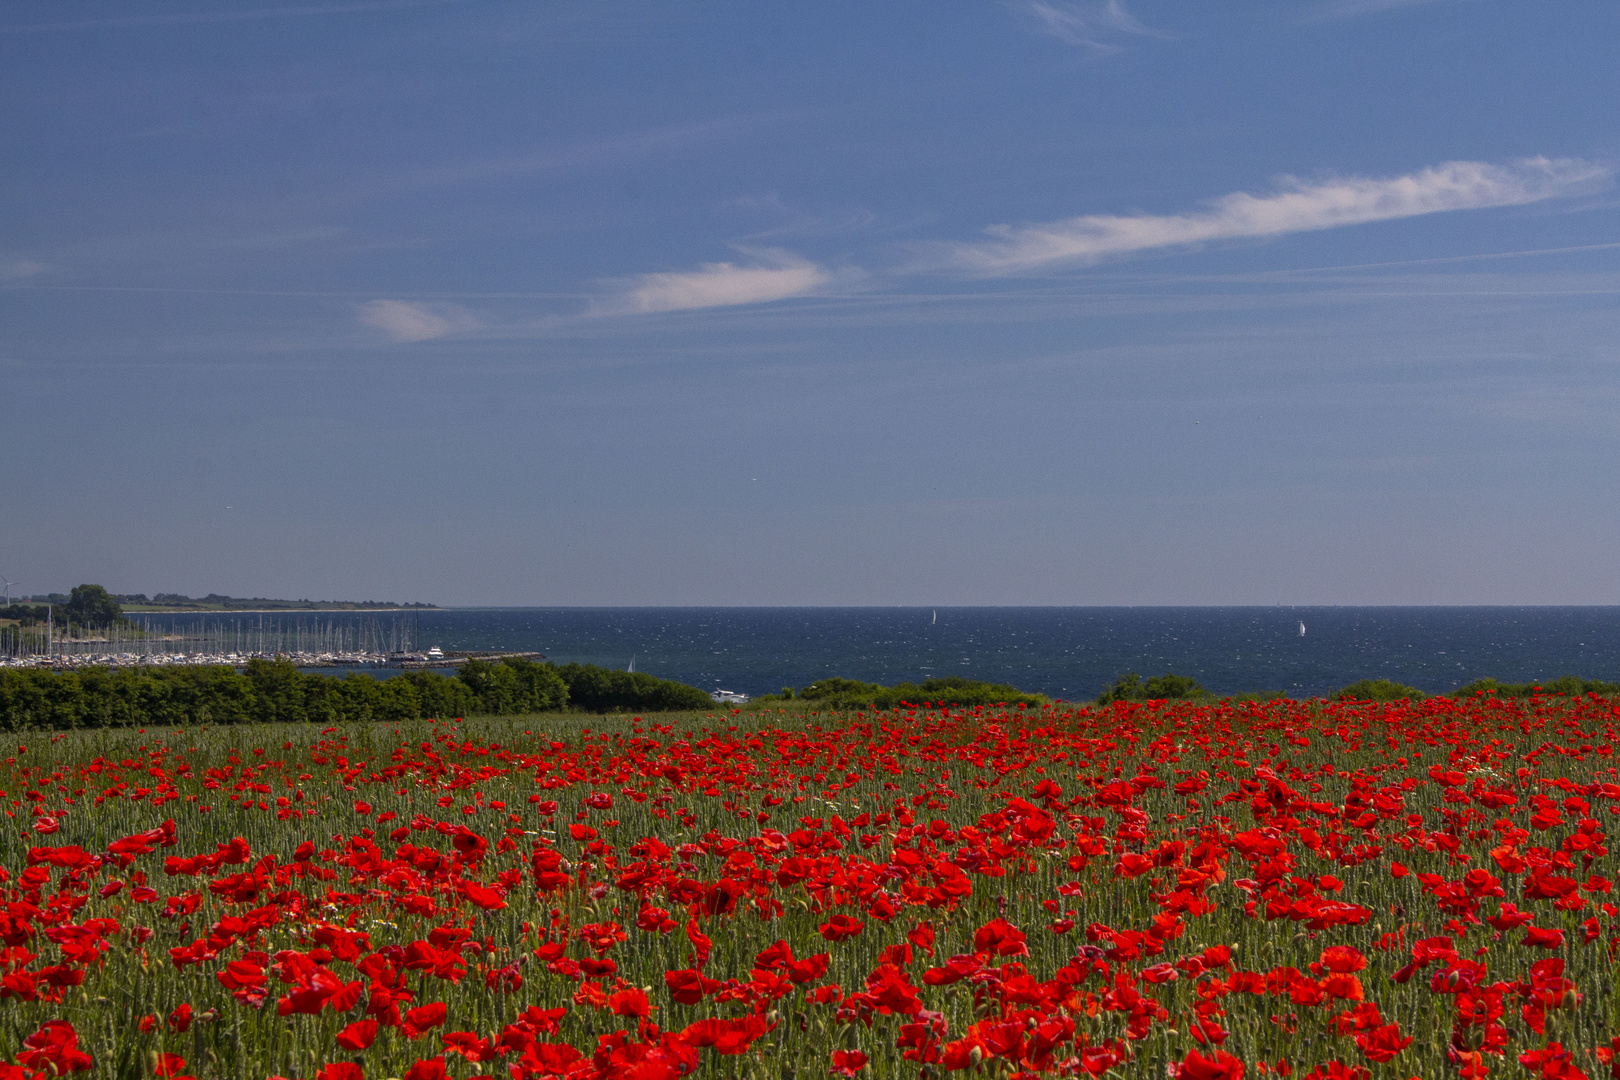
[1,691,1619,1080]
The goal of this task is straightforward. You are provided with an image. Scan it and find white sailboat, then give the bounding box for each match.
[1299,621,1306,637]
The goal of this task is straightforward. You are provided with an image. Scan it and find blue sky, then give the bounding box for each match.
[4,0,1620,605]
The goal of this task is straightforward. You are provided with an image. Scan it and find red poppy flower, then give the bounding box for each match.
[404,1002,448,1038]
[442,1032,497,1063]
[1354,1022,1413,1064]
[830,1050,869,1077]
[664,968,721,1004]
[1524,926,1566,949]
[1519,1042,1587,1080]
[679,1016,771,1055]
[1319,946,1367,974]
[608,987,652,1018]
[153,1054,188,1078]
[1178,1048,1244,1080]
[788,952,831,984]
[336,1020,379,1051]
[819,915,865,942]
[972,917,1028,957]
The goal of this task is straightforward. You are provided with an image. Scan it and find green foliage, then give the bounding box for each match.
[456,658,569,714]
[789,676,885,705]
[64,584,124,628]
[0,655,717,730]
[551,663,714,712]
[1452,675,1620,699]
[2,583,136,630]
[1223,689,1291,704]
[1096,671,1207,705]
[1334,678,1425,702]
[780,675,1046,710]
[0,604,53,627]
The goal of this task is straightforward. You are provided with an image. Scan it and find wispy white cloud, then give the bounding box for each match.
[1024,0,1169,54]
[916,157,1612,276]
[724,193,877,241]
[1303,0,1465,21]
[595,248,835,316]
[357,299,478,342]
[0,259,45,281]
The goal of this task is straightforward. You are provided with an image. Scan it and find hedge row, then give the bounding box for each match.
[0,657,714,730]
[759,675,1047,710]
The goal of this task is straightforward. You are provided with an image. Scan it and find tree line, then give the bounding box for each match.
[1,585,129,629]
[0,657,715,731]
[1096,670,1620,704]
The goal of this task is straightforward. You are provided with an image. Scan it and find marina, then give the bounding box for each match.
[0,612,548,671]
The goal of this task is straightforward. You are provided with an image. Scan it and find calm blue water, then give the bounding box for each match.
[155,607,1620,700]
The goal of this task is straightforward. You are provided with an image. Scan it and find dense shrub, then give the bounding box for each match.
[552,663,715,712]
[1452,674,1620,699]
[457,658,569,715]
[0,657,711,730]
[1335,678,1425,702]
[1096,671,1207,705]
[1333,678,1423,702]
[783,675,1046,710]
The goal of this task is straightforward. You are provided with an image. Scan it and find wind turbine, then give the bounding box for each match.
[1,579,17,607]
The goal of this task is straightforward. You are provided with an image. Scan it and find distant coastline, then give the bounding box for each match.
[111,592,437,613]
[123,606,434,613]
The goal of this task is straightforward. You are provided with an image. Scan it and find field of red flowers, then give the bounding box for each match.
[0,692,1618,1080]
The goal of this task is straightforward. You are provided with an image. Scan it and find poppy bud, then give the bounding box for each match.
[969,1048,984,1067]
[1456,1026,1485,1051]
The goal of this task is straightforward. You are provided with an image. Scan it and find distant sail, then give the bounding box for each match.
[932,610,937,625]
[1299,621,1306,637]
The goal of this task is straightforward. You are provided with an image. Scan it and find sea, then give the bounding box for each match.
[153,606,1620,701]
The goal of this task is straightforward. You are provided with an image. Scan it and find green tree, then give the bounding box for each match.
[457,659,569,715]
[245,656,309,724]
[551,663,710,712]
[64,584,123,628]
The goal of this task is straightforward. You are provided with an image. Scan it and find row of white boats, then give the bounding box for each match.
[0,647,449,671]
